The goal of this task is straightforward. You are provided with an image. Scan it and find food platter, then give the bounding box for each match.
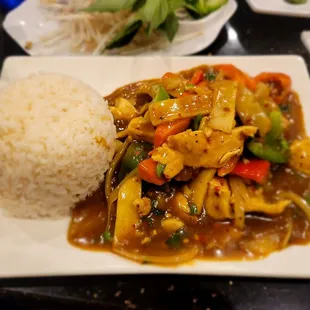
[1,55,310,278]
[246,0,310,17]
[2,0,237,56]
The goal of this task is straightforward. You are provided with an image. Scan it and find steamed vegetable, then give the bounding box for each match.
[153,85,170,102]
[229,176,247,229]
[247,142,288,163]
[190,69,205,85]
[119,141,152,178]
[138,158,166,185]
[247,110,289,163]
[254,72,291,103]
[188,169,216,214]
[149,94,213,126]
[156,163,166,178]
[126,117,155,143]
[236,85,271,137]
[214,64,257,91]
[113,176,142,246]
[154,118,191,147]
[265,111,283,144]
[192,114,203,131]
[208,80,238,133]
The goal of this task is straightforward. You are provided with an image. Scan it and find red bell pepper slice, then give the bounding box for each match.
[231,159,271,184]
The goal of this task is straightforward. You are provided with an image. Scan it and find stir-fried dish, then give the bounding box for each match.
[68,64,310,265]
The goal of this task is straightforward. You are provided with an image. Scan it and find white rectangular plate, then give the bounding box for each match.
[1,56,310,278]
[246,0,310,17]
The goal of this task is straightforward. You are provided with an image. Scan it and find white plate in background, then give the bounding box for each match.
[301,31,310,54]
[246,0,310,17]
[2,0,237,56]
[1,55,310,278]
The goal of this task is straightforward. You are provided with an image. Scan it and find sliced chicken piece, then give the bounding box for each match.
[208,80,238,133]
[109,97,138,121]
[127,117,155,144]
[230,176,291,217]
[289,138,310,175]
[151,145,184,179]
[204,177,233,220]
[188,169,216,215]
[247,196,291,215]
[167,126,257,168]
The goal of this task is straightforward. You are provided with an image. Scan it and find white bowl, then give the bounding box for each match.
[178,3,232,36]
[3,0,237,56]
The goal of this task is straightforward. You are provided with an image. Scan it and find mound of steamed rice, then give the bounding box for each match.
[0,73,116,218]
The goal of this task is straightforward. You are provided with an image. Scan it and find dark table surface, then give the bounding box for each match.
[1,1,310,309]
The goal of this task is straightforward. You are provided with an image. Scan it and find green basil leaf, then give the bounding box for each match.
[163,12,179,42]
[165,229,186,249]
[167,0,186,11]
[205,71,216,81]
[189,203,198,215]
[106,19,142,49]
[184,3,201,17]
[156,163,166,178]
[195,0,209,14]
[83,0,138,12]
[102,231,113,242]
[185,0,199,3]
[132,0,147,11]
[192,114,203,131]
[206,0,228,12]
[185,0,208,16]
[138,0,169,35]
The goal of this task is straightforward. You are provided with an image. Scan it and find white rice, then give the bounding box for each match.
[0,73,116,218]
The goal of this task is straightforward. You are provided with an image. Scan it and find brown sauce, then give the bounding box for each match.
[68,66,310,264]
